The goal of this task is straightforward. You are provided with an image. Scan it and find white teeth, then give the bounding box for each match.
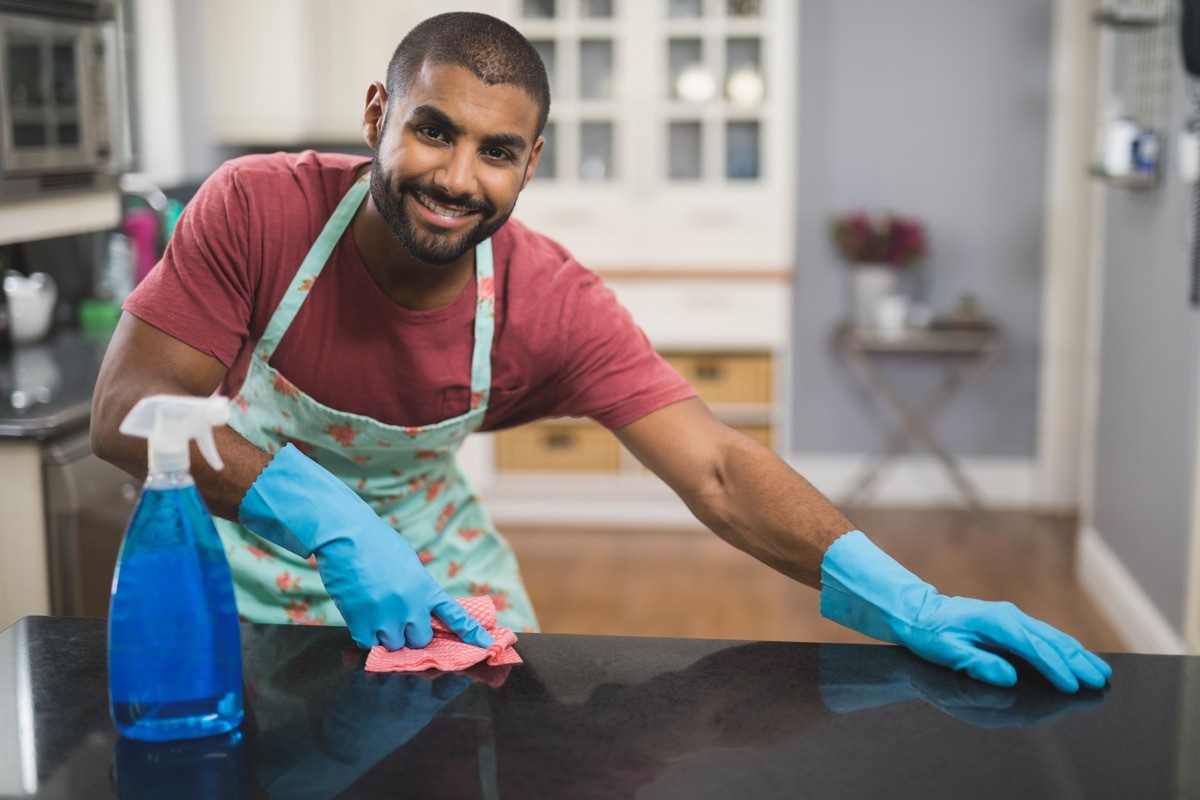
[417,193,469,218]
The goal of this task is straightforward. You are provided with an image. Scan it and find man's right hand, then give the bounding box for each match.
[238,443,494,651]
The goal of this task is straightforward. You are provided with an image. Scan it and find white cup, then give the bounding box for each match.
[874,294,910,340]
[3,272,57,344]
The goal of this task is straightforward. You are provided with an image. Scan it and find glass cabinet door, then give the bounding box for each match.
[662,0,765,183]
[503,0,792,271]
[511,0,769,186]
[519,0,618,183]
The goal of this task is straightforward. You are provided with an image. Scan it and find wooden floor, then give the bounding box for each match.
[502,507,1128,654]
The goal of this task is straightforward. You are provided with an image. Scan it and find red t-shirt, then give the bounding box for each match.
[124,151,695,431]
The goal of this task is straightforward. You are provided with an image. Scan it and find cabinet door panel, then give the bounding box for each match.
[662,352,772,404]
[204,1,495,144]
[203,0,315,144]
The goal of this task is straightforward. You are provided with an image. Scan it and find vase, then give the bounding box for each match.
[849,264,899,328]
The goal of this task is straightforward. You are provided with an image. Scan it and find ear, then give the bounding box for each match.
[362,82,388,149]
[520,135,546,191]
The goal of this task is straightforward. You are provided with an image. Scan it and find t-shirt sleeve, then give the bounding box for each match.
[549,267,697,429]
[122,161,257,367]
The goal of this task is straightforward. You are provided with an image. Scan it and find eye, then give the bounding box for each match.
[418,126,446,142]
[483,146,514,162]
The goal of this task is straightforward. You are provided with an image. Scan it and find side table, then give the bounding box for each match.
[833,323,1002,511]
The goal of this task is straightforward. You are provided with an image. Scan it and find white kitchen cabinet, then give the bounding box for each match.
[200,0,494,145]
[507,0,796,271]
[0,190,120,246]
[200,1,796,271]
[0,443,50,629]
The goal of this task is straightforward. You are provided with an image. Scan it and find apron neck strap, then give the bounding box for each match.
[256,177,369,356]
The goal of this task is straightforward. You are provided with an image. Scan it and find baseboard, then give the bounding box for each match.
[785,454,1042,508]
[483,454,1044,527]
[1077,525,1190,655]
[484,477,700,528]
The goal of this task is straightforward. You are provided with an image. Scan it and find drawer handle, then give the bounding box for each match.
[544,432,574,449]
[695,361,723,381]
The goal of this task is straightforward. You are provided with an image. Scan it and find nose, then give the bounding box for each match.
[433,145,477,200]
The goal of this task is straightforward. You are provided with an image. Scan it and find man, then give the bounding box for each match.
[92,12,1110,693]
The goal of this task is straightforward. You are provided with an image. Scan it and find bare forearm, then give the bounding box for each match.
[89,313,270,521]
[91,417,269,520]
[683,431,853,588]
[616,398,855,589]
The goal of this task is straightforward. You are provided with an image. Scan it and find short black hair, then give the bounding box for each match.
[386,12,551,137]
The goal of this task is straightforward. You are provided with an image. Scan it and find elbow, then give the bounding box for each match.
[680,444,741,533]
[88,377,143,474]
[88,386,122,466]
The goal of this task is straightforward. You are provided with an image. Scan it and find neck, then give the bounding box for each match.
[350,193,475,311]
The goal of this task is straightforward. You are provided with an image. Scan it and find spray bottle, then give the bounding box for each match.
[108,394,243,741]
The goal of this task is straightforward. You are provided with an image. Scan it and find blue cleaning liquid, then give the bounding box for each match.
[109,473,243,741]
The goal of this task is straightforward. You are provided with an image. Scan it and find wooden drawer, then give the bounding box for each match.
[495,421,622,473]
[662,352,773,405]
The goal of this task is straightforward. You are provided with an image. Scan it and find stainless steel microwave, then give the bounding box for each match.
[0,0,124,202]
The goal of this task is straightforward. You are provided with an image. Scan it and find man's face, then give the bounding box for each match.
[368,62,543,266]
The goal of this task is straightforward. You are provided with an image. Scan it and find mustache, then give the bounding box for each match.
[399,179,492,216]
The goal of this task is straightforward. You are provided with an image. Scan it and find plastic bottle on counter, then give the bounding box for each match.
[1103,116,1139,176]
[108,394,243,742]
[103,231,136,305]
[1133,128,1160,175]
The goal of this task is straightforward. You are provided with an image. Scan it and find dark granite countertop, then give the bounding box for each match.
[0,329,110,439]
[0,615,1196,799]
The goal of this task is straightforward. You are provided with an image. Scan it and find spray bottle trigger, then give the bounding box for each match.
[193,396,230,472]
[194,428,224,472]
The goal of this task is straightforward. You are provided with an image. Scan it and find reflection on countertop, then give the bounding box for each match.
[2,616,1198,799]
[0,328,110,439]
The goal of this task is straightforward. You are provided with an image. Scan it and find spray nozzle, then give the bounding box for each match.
[119,395,230,475]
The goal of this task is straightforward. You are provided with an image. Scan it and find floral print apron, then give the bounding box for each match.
[212,177,539,632]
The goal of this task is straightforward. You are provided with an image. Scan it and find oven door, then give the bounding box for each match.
[0,13,112,174]
[42,425,137,618]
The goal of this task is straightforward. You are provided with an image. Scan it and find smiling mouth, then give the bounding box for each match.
[414,191,476,218]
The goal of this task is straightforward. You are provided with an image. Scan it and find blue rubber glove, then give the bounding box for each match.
[820,530,1112,693]
[818,644,1107,729]
[238,443,494,651]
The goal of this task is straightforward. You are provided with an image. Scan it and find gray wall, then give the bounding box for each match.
[791,0,1053,457]
[1092,21,1199,631]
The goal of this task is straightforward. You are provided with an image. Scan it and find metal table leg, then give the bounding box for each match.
[841,344,1000,511]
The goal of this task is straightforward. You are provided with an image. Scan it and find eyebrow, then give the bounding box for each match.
[409,104,529,156]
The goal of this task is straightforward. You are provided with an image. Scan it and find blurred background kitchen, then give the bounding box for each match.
[1,0,1196,657]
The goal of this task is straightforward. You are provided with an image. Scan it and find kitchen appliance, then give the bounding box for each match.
[0,0,124,202]
[43,423,137,618]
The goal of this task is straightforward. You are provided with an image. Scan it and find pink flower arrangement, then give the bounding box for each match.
[831,211,927,267]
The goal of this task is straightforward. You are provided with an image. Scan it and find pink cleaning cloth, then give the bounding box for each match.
[365,596,522,673]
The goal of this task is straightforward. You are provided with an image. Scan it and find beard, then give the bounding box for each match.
[369,154,514,266]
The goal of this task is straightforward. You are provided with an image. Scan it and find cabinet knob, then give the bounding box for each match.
[695,360,723,381]
[544,432,574,449]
